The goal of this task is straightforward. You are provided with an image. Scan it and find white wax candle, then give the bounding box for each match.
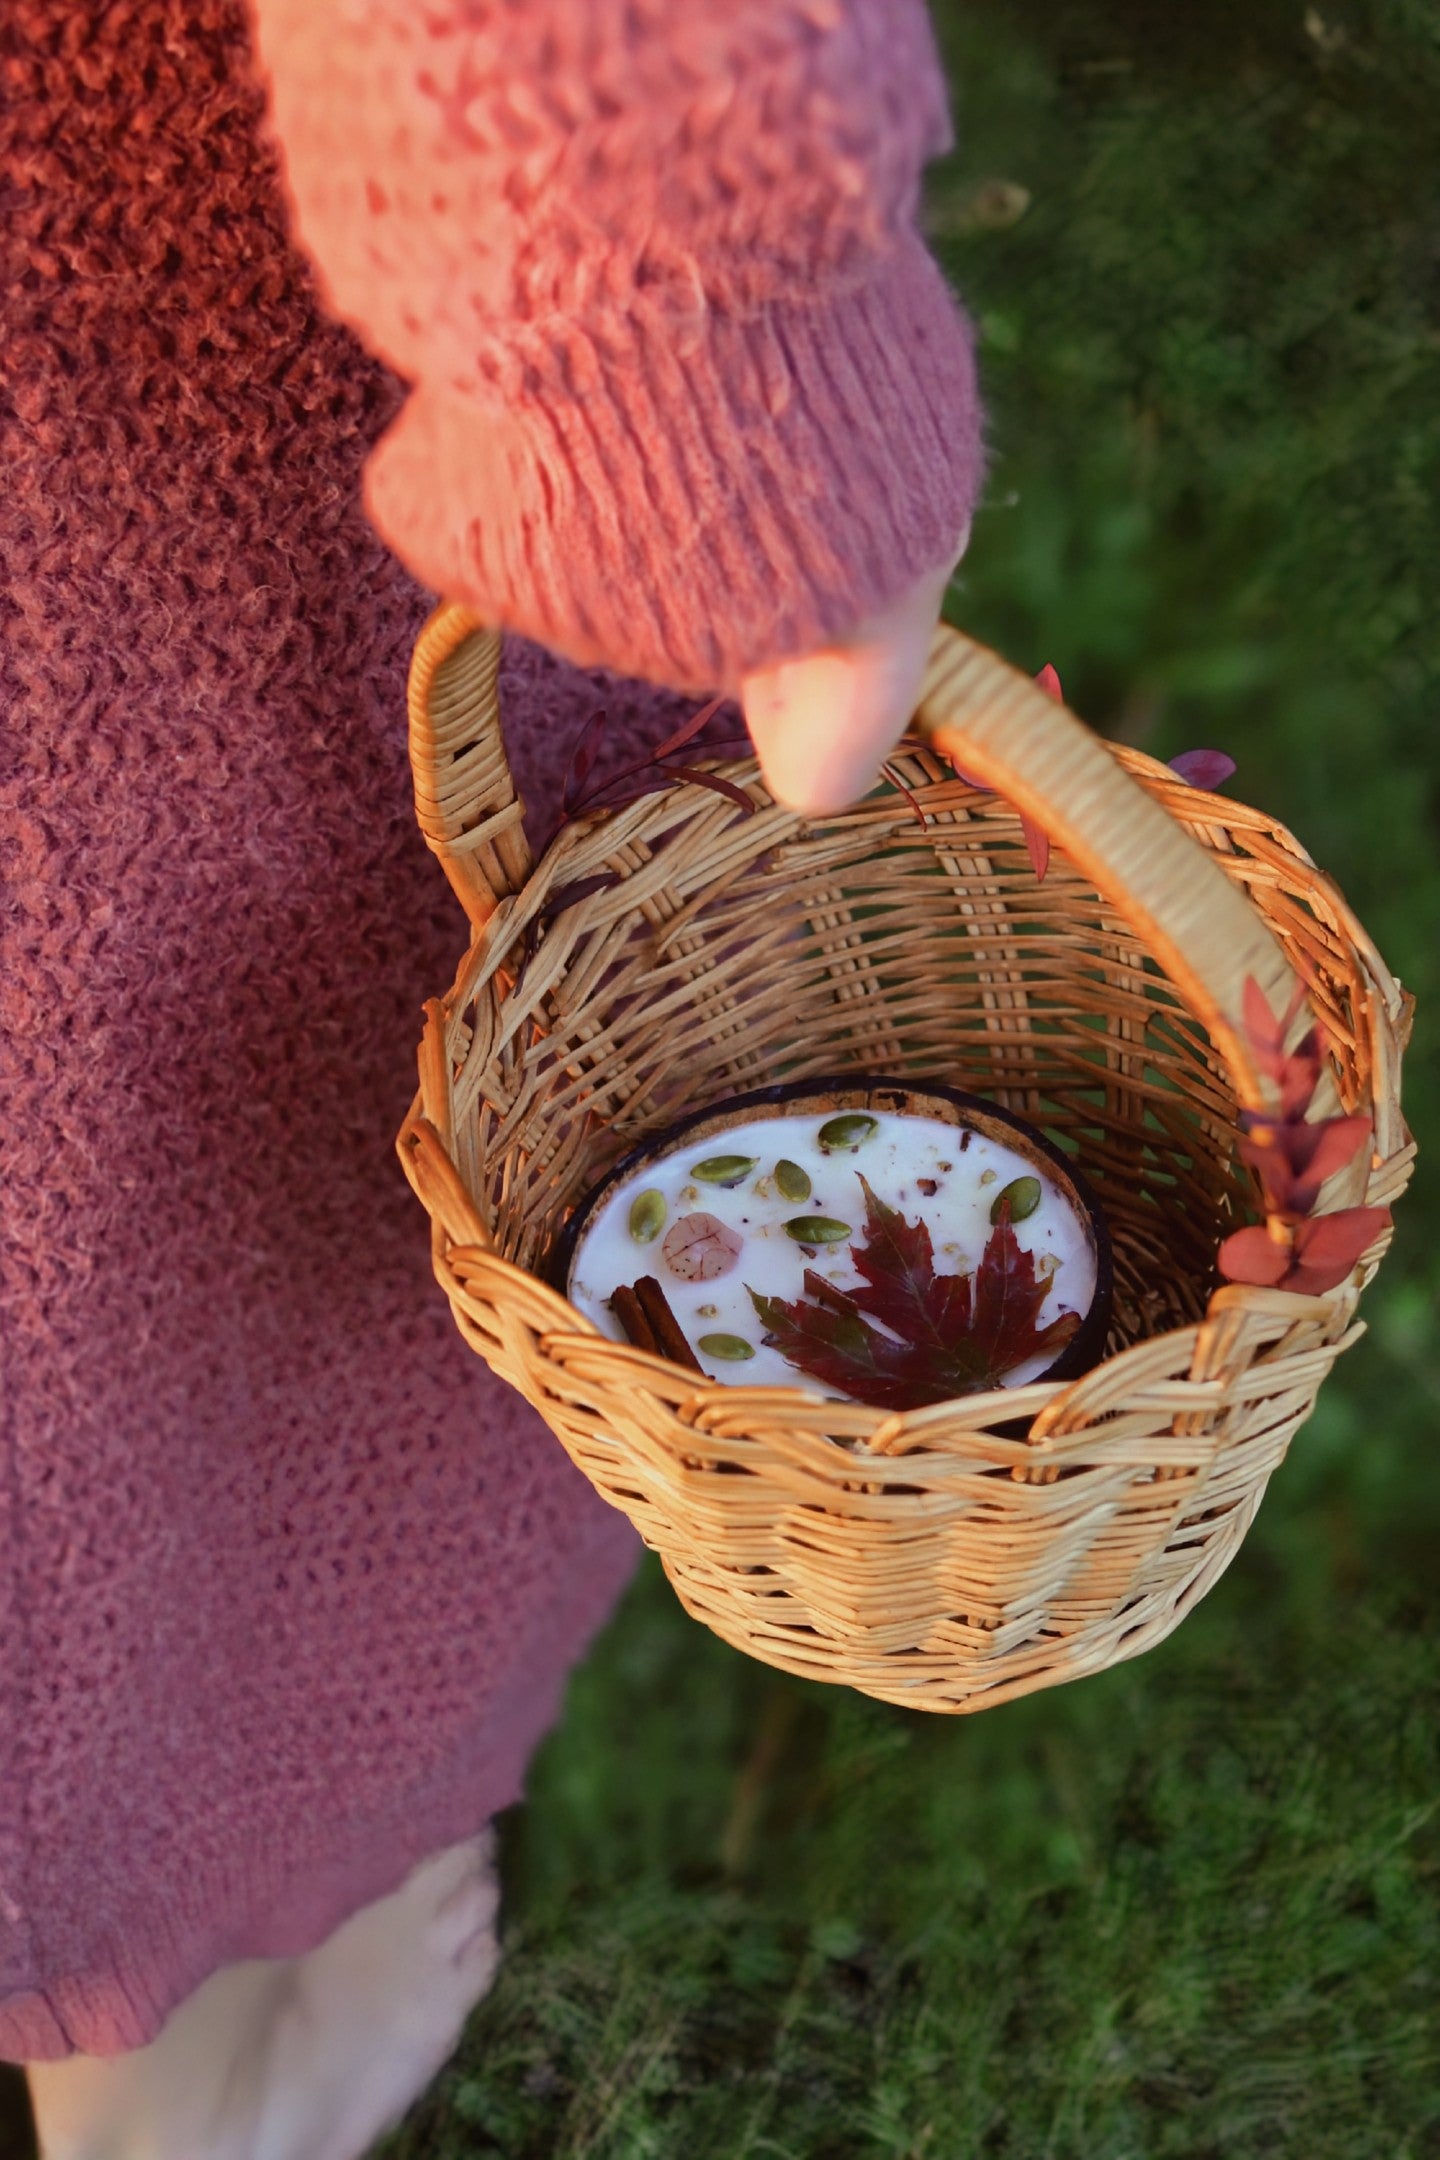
[567,1109,1098,1397]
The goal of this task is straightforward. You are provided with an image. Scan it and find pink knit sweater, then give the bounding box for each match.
[0,0,982,2060]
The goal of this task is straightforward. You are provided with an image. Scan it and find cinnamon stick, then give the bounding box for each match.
[609,1284,658,1355]
[633,1275,704,1372]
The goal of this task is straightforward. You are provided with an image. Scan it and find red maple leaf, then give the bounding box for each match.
[748,1177,1081,1410]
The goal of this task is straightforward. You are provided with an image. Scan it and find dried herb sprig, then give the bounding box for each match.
[1217,977,1389,1297]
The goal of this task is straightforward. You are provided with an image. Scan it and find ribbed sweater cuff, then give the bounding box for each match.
[363,234,984,692]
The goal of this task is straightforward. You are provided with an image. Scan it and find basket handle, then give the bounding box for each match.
[911,627,1322,1117]
[407,604,1323,1120]
[407,602,529,929]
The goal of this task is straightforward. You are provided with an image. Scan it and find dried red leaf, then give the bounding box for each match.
[1238,1113,1371,1217]
[1021,814,1051,880]
[1217,1207,1390,1295]
[1285,1207,1391,1296]
[666,765,757,813]
[561,707,609,815]
[652,694,726,762]
[1217,1225,1293,1288]
[1241,976,1311,1082]
[882,761,930,830]
[1168,749,1237,791]
[749,1177,1081,1409]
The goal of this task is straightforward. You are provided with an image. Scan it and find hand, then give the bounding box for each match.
[739,528,969,817]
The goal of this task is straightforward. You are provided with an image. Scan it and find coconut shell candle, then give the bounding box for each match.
[559,1081,1112,1409]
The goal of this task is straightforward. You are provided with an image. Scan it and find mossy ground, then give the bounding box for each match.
[380,4,1440,2153]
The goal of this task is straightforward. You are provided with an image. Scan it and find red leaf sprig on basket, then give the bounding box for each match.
[748,1176,1081,1411]
[1217,978,1389,1297]
[943,664,1236,881]
[945,663,1062,878]
[543,694,756,851]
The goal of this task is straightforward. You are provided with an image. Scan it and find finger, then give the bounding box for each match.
[740,541,966,817]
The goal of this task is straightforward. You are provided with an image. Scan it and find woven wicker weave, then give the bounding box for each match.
[399,607,1412,1713]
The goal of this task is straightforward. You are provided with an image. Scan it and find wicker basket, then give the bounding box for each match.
[399,606,1413,1713]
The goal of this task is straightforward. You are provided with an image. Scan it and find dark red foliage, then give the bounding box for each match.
[749,1177,1081,1410]
[1218,978,1388,1297]
[542,694,754,851]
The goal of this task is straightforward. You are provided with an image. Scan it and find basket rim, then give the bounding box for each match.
[401,1117,1374,1468]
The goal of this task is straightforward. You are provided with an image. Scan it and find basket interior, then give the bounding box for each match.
[433,743,1351,1364]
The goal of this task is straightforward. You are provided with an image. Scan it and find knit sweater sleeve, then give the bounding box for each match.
[249,0,984,692]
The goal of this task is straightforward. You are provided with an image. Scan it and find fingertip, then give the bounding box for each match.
[741,569,947,816]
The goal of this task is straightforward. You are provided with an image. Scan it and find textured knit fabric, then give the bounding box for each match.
[253,0,985,690]
[0,0,982,2062]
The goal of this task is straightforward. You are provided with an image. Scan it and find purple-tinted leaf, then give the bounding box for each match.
[666,765,757,813]
[652,694,727,762]
[1168,748,1237,790]
[535,872,622,926]
[949,760,990,790]
[561,707,610,814]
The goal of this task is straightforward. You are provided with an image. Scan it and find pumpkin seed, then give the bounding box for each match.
[990,1175,1042,1224]
[784,1215,852,1244]
[691,1153,759,1187]
[628,1188,667,1242]
[817,1113,879,1152]
[774,1158,812,1203]
[697,1332,756,1362]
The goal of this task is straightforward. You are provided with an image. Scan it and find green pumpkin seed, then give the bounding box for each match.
[697,1332,756,1362]
[774,1158,812,1203]
[784,1215,853,1244]
[691,1153,760,1187]
[990,1175,1042,1225]
[817,1113,879,1153]
[628,1188,667,1243]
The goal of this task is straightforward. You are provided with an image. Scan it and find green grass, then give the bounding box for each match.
[391,3,1440,2152]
